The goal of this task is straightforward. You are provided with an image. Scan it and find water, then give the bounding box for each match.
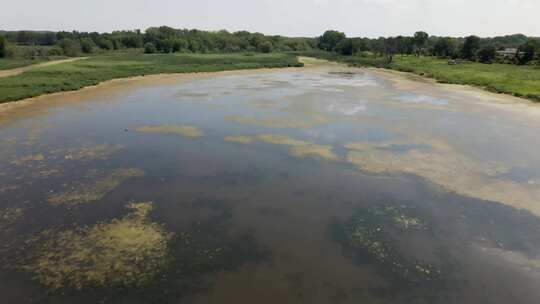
[1,65,540,303]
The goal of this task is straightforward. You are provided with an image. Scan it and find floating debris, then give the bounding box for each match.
[20,202,172,290]
[47,168,145,206]
[135,124,203,138]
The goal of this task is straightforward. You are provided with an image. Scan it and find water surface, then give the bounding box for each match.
[1,64,540,303]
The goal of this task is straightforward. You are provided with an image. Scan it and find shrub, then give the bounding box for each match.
[80,38,95,54]
[144,42,157,54]
[258,41,273,53]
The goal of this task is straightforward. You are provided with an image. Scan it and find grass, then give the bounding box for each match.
[299,51,540,102]
[0,58,46,70]
[0,53,302,103]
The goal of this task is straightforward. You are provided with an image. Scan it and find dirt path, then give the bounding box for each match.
[0,57,89,78]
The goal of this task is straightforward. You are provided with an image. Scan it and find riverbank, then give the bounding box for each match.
[0,53,302,103]
[299,52,540,102]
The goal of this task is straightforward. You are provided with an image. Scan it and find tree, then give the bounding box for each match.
[318,30,346,52]
[144,42,157,54]
[461,36,481,60]
[58,38,81,57]
[477,45,496,63]
[0,35,6,58]
[335,38,354,55]
[97,39,114,50]
[413,31,429,56]
[516,40,537,65]
[80,38,95,54]
[433,37,456,58]
[258,41,273,53]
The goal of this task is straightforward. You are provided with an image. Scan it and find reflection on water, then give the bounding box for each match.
[1,64,540,303]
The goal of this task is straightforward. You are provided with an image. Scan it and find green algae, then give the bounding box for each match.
[339,203,440,284]
[20,202,173,291]
[47,168,145,206]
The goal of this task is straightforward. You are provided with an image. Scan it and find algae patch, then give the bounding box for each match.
[47,168,145,206]
[58,143,124,161]
[20,202,172,290]
[226,134,339,161]
[345,138,540,217]
[135,124,204,138]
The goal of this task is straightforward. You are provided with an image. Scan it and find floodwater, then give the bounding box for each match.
[1,62,540,303]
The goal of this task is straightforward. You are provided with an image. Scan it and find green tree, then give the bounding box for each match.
[318,30,346,52]
[335,38,354,55]
[516,40,537,65]
[413,31,429,56]
[58,38,81,57]
[433,37,456,58]
[144,42,157,54]
[0,35,6,58]
[477,45,496,63]
[461,36,481,60]
[80,38,95,54]
[258,41,273,53]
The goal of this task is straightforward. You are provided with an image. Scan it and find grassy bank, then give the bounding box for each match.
[0,53,302,103]
[300,51,540,102]
[0,58,48,70]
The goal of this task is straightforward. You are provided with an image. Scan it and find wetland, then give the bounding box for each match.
[1,60,540,303]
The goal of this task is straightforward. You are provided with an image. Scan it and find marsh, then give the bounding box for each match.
[1,61,540,303]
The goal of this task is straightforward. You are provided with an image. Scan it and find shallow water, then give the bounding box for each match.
[1,65,540,303]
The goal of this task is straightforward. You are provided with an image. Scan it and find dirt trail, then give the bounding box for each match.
[0,57,88,78]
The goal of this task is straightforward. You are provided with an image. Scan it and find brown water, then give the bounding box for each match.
[1,64,540,303]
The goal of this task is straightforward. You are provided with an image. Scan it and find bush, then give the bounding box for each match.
[144,42,157,54]
[47,46,64,56]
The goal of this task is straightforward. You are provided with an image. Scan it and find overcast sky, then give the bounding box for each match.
[2,0,539,37]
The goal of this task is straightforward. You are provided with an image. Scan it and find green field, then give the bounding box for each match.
[0,53,302,103]
[301,52,540,102]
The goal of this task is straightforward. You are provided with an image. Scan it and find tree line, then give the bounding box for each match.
[0,27,538,65]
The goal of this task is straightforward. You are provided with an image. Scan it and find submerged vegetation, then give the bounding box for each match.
[20,202,172,290]
[335,202,449,301]
[47,168,144,206]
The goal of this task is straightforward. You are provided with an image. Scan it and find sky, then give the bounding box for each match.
[1,0,539,37]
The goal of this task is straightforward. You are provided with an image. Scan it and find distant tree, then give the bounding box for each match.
[97,39,114,50]
[0,35,6,58]
[335,38,355,55]
[80,38,95,54]
[58,38,81,57]
[516,40,537,65]
[433,37,456,58]
[413,31,429,56]
[144,42,157,54]
[461,35,481,60]
[160,39,174,53]
[318,30,346,52]
[477,45,496,63]
[258,41,273,53]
